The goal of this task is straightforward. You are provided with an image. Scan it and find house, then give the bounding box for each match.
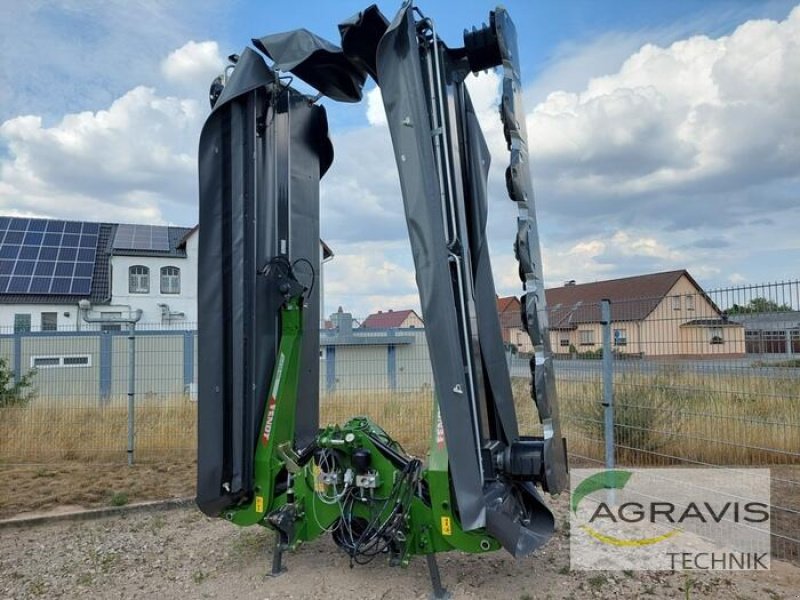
[545,270,745,358]
[496,295,533,353]
[729,311,800,356]
[361,309,423,329]
[0,216,197,331]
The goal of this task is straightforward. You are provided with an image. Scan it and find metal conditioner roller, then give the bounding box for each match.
[197,3,568,597]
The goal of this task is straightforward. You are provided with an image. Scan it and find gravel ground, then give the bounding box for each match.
[1,498,799,600]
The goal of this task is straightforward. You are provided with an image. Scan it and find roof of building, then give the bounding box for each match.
[545,269,711,328]
[496,295,522,328]
[361,309,421,329]
[497,295,519,313]
[728,310,800,329]
[110,224,195,258]
[0,217,195,305]
[681,318,741,327]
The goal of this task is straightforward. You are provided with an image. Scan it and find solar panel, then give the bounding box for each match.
[112,224,170,251]
[0,218,98,296]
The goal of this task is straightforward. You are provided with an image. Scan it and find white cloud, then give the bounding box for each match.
[161,41,225,90]
[365,87,386,127]
[0,84,206,224]
[528,6,800,202]
[323,241,418,317]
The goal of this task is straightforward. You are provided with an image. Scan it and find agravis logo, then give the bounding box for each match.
[571,470,680,547]
[570,468,772,571]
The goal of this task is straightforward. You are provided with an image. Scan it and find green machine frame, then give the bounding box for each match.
[224,287,501,595]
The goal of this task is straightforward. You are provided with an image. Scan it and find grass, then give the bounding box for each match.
[109,491,129,506]
[559,366,800,466]
[0,396,197,463]
[1,367,798,467]
[752,359,800,368]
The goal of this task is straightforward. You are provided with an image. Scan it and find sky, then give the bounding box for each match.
[1,0,798,318]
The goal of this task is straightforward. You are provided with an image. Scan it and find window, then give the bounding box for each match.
[579,329,594,346]
[710,327,724,345]
[63,356,90,366]
[30,355,91,368]
[560,338,570,347]
[14,314,31,333]
[685,295,695,311]
[32,357,60,367]
[41,312,58,332]
[160,266,180,294]
[129,265,149,293]
[672,296,681,311]
[613,329,628,346]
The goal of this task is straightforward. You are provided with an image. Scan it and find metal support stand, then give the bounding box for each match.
[268,533,287,577]
[426,554,451,600]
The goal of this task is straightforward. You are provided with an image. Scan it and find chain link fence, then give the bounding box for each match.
[0,279,797,561]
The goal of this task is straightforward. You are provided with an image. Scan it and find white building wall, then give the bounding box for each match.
[0,304,83,332]
[106,232,198,327]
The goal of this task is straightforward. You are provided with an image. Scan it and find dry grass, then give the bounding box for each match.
[559,368,800,467]
[0,396,196,464]
[1,368,798,469]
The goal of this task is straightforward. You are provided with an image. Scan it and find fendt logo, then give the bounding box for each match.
[262,353,285,446]
[571,470,769,548]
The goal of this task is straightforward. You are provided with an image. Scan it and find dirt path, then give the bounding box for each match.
[1,499,798,600]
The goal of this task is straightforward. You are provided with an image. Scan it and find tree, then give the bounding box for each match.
[0,358,36,408]
[727,297,792,315]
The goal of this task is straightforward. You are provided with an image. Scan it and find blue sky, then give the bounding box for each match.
[1,1,798,316]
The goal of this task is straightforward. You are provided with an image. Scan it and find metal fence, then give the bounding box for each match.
[0,279,797,561]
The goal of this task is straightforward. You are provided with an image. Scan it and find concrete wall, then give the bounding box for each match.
[0,329,197,404]
[320,329,433,393]
[20,335,100,399]
[394,330,433,391]
[110,333,186,397]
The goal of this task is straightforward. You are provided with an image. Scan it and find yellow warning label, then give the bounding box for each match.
[313,464,326,493]
[441,516,452,536]
[255,496,264,513]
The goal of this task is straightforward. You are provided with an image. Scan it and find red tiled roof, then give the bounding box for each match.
[545,270,710,328]
[362,309,420,329]
[496,295,522,328]
[497,295,519,313]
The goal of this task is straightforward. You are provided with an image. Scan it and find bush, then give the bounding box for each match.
[578,347,603,360]
[0,358,36,408]
[572,366,690,459]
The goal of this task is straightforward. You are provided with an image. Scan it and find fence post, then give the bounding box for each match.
[387,344,397,390]
[601,299,615,471]
[183,330,194,392]
[127,321,137,466]
[99,332,112,405]
[12,332,21,383]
